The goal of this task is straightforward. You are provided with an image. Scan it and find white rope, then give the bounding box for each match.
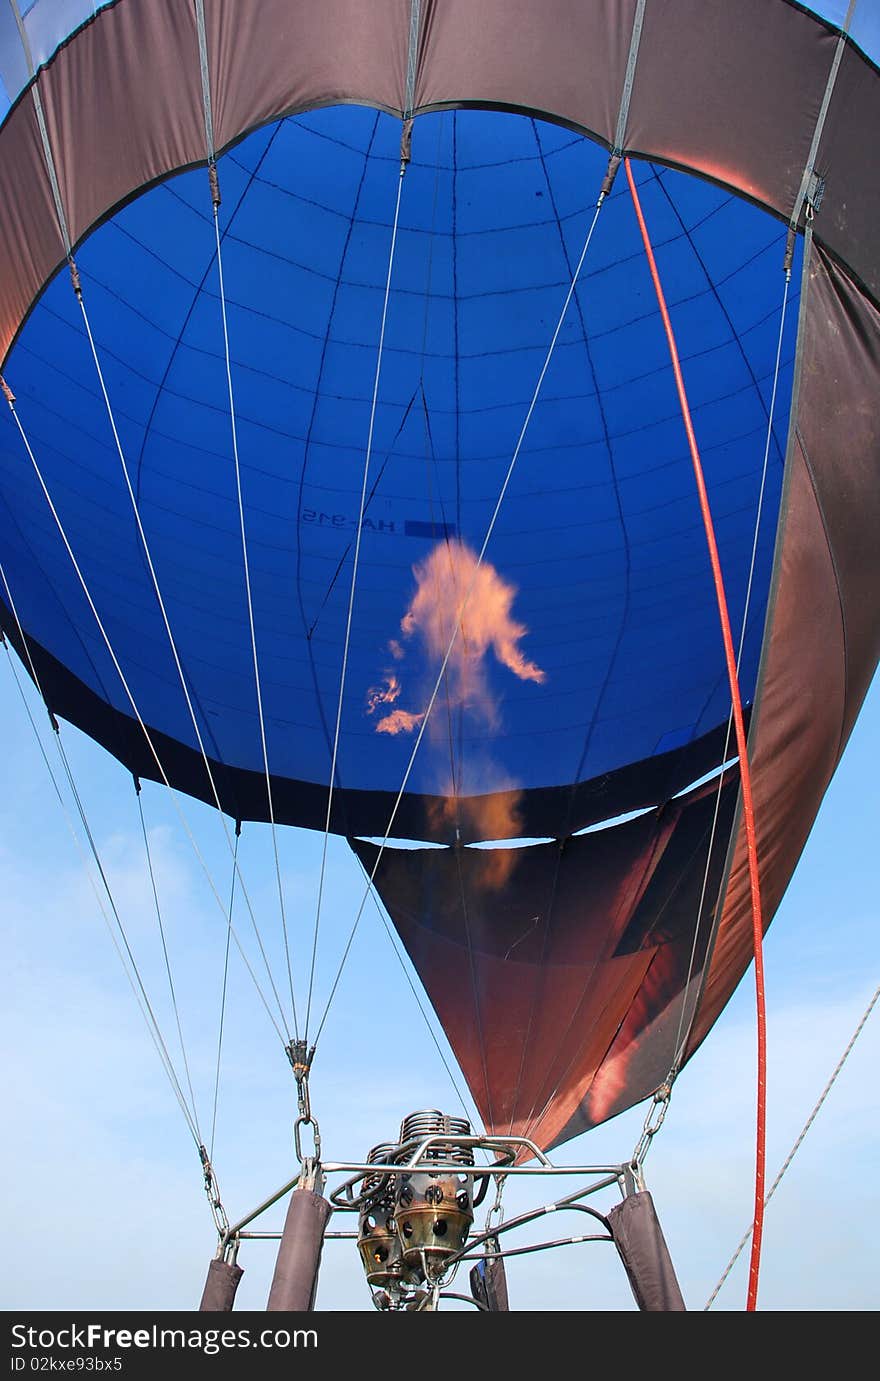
[705,978,880,1309]
[354,853,480,1131]
[19,0,295,1047]
[211,203,299,1037]
[1,587,201,1144]
[304,159,408,1040]
[17,0,283,1053]
[670,266,793,1074]
[210,829,238,1162]
[312,191,608,1045]
[137,785,202,1138]
[71,285,289,1041]
[9,0,73,254]
[2,396,290,1046]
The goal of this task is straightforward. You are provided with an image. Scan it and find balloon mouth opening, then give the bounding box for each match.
[1,103,795,842]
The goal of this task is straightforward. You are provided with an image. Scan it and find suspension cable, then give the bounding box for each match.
[5,560,235,1233]
[188,10,295,1039]
[5,628,234,1237]
[671,263,793,1074]
[705,978,880,1309]
[68,272,286,1040]
[354,854,479,1130]
[305,152,409,1041]
[1,626,203,1143]
[625,156,767,1312]
[311,181,610,1048]
[210,826,239,1162]
[136,780,202,1139]
[0,592,201,1144]
[0,384,290,1047]
[210,190,298,1037]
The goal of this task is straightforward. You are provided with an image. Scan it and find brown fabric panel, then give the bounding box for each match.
[0,95,66,359]
[356,806,681,967]
[692,250,879,1051]
[571,942,703,1137]
[379,904,652,1143]
[815,43,880,306]
[353,805,672,1138]
[521,812,691,1144]
[354,780,732,1148]
[37,3,206,252]
[207,0,410,154]
[0,0,409,367]
[415,0,635,143]
[561,254,880,1120]
[556,777,740,1138]
[623,0,835,223]
[2,0,879,381]
[522,954,654,1149]
[691,438,847,1050]
[795,249,880,747]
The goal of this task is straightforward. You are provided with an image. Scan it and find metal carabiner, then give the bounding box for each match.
[294,1113,322,1166]
[484,1171,507,1235]
[631,1082,672,1171]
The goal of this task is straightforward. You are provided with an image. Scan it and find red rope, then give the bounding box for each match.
[624,158,767,1312]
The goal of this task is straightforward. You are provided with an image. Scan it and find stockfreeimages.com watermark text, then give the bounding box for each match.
[10,1324,317,1360]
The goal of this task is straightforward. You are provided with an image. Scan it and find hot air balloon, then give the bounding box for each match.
[0,0,877,1314]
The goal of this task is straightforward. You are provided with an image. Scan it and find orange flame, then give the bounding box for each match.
[366,672,401,717]
[375,707,426,736]
[371,538,544,736]
[428,786,523,846]
[426,782,524,888]
[367,539,545,874]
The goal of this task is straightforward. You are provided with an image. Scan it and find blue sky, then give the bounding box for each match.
[0,0,878,1316]
[1,642,877,1311]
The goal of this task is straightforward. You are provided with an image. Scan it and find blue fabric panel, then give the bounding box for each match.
[0,107,800,833]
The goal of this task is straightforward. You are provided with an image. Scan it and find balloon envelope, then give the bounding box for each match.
[0,1,877,1146]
